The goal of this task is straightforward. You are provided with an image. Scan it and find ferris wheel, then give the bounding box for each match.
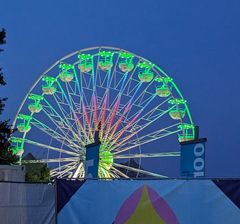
[11,46,195,179]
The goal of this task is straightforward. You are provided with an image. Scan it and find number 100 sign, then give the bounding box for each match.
[180,138,207,178]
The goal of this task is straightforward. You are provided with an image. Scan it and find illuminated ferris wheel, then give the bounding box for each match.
[11,46,195,179]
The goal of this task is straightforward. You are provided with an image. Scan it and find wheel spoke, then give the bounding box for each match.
[31,117,80,152]
[114,152,180,159]
[45,93,83,143]
[110,166,130,178]
[23,157,79,163]
[112,123,181,154]
[55,80,92,143]
[24,139,79,156]
[113,163,167,178]
[50,161,77,175]
[41,106,83,147]
[72,162,84,178]
[110,101,175,147]
[72,67,92,142]
[56,164,78,178]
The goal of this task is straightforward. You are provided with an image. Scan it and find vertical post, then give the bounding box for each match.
[94,122,101,144]
[194,125,199,140]
[180,125,207,178]
[54,179,58,224]
[85,122,102,178]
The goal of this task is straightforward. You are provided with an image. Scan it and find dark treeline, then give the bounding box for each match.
[0,28,18,164]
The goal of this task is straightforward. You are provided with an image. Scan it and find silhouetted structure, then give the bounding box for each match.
[23,153,37,161]
[118,158,149,178]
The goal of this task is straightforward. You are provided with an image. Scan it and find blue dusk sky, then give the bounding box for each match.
[1,0,240,177]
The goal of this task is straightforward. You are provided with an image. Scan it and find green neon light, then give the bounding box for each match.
[10,137,24,155]
[137,61,154,82]
[28,94,44,101]
[97,143,114,177]
[137,61,154,70]
[156,85,171,97]
[178,123,194,130]
[178,134,194,142]
[155,65,194,130]
[99,150,113,170]
[59,71,74,82]
[59,62,74,70]
[42,76,56,83]
[119,51,134,72]
[138,72,154,82]
[59,63,74,82]
[119,52,134,59]
[42,76,57,95]
[28,94,43,113]
[98,51,114,71]
[98,51,114,58]
[28,103,42,113]
[169,109,186,120]
[168,98,186,105]
[177,123,195,142]
[154,76,173,83]
[78,53,93,73]
[17,114,32,121]
[17,114,32,133]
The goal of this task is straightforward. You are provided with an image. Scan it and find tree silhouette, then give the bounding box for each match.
[23,153,50,182]
[0,28,18,164]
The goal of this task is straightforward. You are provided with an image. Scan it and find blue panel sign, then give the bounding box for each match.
[85,144,100,178]
[181,139,207,178]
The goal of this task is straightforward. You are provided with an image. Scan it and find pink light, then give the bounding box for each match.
[83,102,93,140]
[109,101,132,140]
[73,112,89,143]
[105,98,120,140]
[124,102,132,113]
[109,115,124,140]
[111,113,140,146]
[100,94,108,138]
[93,95,98,130]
